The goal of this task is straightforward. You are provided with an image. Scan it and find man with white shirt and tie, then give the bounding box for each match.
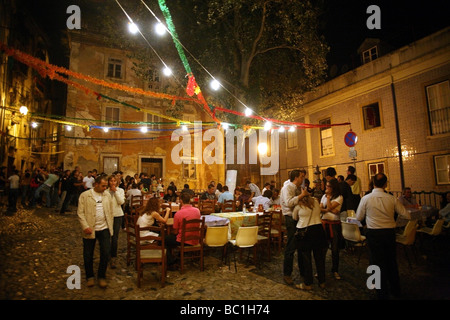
[356,173,410,299]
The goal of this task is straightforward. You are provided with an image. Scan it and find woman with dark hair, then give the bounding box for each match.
[320,178,344,280]
[137,197,171,237]
[163,186,177,203]
[107,175,125,269]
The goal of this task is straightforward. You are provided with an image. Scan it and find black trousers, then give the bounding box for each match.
[365,228,401,299]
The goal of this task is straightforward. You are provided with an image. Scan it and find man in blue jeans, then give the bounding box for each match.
[77,176,114,288]
[31,169,59,208]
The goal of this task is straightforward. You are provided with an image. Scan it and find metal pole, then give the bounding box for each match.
[391,78,405,190]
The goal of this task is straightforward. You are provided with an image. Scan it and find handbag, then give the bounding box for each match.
[295,206,312,240]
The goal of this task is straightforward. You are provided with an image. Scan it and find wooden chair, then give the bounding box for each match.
[130,194,143,215]
[270,210,283,254]
[221,199,236,212]
[179,216,206,273]
[135,223,166,288]
[199,200,216,215]
[256,212,272,262]
[124,213,139,268]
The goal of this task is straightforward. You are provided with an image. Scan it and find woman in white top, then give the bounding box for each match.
[137,197,171,239]
[293,196,327,290]
[108,175,125,269]
[320,178,344,280]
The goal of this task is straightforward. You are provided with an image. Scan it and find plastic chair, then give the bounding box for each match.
[396,220,418,269]
[179,216,206,273]
[135,224,166,288]
[341,221,366,264]
[228,226,258,272]
[204,225,229,263]
[417,218,444,237]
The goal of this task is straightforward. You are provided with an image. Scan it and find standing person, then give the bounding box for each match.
[20,170,31,207]
[325,167,353,214]
[293,195,327,290]
[320,178,344,280]
[56,170,71,213]
[165,192,201,266]
[60,170,83,215]
[347,166,362,197]
[280,169,309,285]
[356,173,410,299]
[77,175,114,288]
[32,169,59,208]
[7,170,20,213]
[246,180,262,198]
[344,174,361,211]
[83,171,95,190]
[107,175,125,269]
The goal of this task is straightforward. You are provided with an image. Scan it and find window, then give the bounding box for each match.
[362,102,382,130]
[182,162,196,179]
[434,154,450,185]
[286,130,298,149]
[319,118,334,156]
[362,46,378,64]
[148,69,160,90]
[107,58,123,79]
[103,157,119,175]
[145,113,162,131]
[426,80,450,135]
[105,106,120,126]
[368,162,385,181]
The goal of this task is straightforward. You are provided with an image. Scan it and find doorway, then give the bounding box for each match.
[140,157,163,178]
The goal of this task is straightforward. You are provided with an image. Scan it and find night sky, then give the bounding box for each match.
[24,0,450,75]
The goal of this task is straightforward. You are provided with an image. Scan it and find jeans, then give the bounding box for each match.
[21,185,29,205]
[60,191,75,214]
[8,188,19,211]
[83,228,111,280]
[296,224,327,286]
[33,184,52,207]
[323,222,342,273]
[111,216,123,258]
[283,215,303,277]
[57,190,67,211]
[365,228,400,299]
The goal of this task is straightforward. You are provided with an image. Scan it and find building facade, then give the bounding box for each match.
[279,27,450,194]
[64,30,225,189]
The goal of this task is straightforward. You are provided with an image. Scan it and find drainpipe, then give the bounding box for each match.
[390,76,405,190]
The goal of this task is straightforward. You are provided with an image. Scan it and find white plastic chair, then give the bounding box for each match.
[228,226,258,272]
[204,226,229,263]
[341,221,366,264]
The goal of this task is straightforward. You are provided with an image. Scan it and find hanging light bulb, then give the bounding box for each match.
[264,121,272,131]
[103,127,109,133]
[154,22,166,35]
[221,123,229,130]
[19,106,28,115]
[128,22,139,34]
[210,79,221,91]
[162,66,172,76]
[140,127,148,133]
[258,143,268,155]
[289,126,296,132]
[181,125,188,132]
[244,108,252,117]
[66,125,72,131]
[31,122,38,128]
[278,126,285,133]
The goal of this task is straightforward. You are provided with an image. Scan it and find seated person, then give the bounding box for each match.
[217,185,234,205]
[439,192,450,223]
[200,184,217,201]
[270,188,281,206]
[163,186,177,203]
[181,184,195,199]
[237,188,251,211]
[398,187,418,208]
[137,197,171,239]
[165,192,201,265]
[252,189,273,212]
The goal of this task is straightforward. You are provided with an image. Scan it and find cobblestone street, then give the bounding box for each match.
[1,205,449,302]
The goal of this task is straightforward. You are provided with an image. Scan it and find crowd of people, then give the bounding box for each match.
[1,164,448,298]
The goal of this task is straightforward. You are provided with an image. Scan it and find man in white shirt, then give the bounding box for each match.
[83,171,95,190]
[246,180,262,198]
[7,170,20,213]
[252,189,273,212]
[77,176,114,288]
[356,173,410,299]
[280,169,309,285]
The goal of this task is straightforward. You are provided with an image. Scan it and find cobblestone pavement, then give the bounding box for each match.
[1,205,449,302]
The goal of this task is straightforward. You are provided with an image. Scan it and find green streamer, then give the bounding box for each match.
[158,0,192,75]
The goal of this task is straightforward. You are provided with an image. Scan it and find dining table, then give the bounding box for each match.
[211,211,259,239]
[396,205,439,227]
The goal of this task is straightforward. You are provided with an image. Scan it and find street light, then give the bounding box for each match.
[19,106,28,115]
[258,142,268,155]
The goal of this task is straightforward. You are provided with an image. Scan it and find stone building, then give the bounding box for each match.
[278,27,449,195]
[64,30,225,189]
